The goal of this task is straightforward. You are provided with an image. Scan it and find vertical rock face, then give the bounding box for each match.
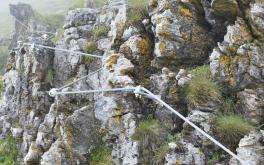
[1,0,264,164]
[150,0,215,69]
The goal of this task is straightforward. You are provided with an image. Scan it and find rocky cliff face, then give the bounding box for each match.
[0,0,264,164]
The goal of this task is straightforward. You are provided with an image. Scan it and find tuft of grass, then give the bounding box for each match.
[184,65,222,107]
[133,118,172,164]
[93,25,108,39]
[215,114,254,150]
[154,144,169,164]
[84,41,97,54]
[89,141,112,165]
[0,134,18,165]
[126,0,149,26]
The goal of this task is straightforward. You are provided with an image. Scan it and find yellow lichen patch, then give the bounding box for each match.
[159,41,166,52]
[136,38,151,56]
[169,51,177,57]
[180,8,192,18]
[105,54,119,70]
[6,63,12,71]
[120,45,132,59]
[158,29,172,37]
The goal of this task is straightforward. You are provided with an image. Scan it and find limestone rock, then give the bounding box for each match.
[165,140,205,165]
[230,131,264,165]
[150,0,214,69]
[237,88,264,124]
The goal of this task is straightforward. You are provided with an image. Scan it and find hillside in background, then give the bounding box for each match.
[0,0,77,37]
[0,0,88,74]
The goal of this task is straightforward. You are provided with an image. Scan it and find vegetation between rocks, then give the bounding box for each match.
[0,134,18,165]
[88,141,112,165]
[93,25,108,39]
[126,0,149,26]
[215,114,254,150]
[0,46,9,74]
[0,77,3,98]
[184,65,222,107]
[133,118,173,164]
[84,41,97,54]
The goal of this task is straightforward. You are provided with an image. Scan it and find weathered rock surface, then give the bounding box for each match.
[1,0,264,164]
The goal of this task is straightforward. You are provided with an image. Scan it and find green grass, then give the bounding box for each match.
[126,0,149,26]
[215,114,254,150]
[0,134,18,165]
[93,25,108,39]
[208,152,221,165]
[133,118,172,164]
[0,77,3,98]
[84,41,97,54]
[0,46,9,74]
[184,65,222,107]
[45,68,53,82]
[89,141,112,165]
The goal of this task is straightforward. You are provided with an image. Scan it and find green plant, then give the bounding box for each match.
[133,118,172,164]
[126,0,149,26]
[222,97,235,112]
[0,77,3,98]
[83,56,94,65]
[154,144,169,164]
[0,46,9,74]
[45,68,53,82]
[215,114,254,150]
[93,25,108,39]
[84,41,97,54]
[208,152,221,165]
[184,65,222,107]
[89,141,112,165]
[0,134,18,165]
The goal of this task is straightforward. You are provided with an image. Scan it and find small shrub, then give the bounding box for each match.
[84,41,97,54]
[184,65,222,107]
[89,141,112,165]
[215,114,253,150]
[0,134,18,164]
[93,25,108,39]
